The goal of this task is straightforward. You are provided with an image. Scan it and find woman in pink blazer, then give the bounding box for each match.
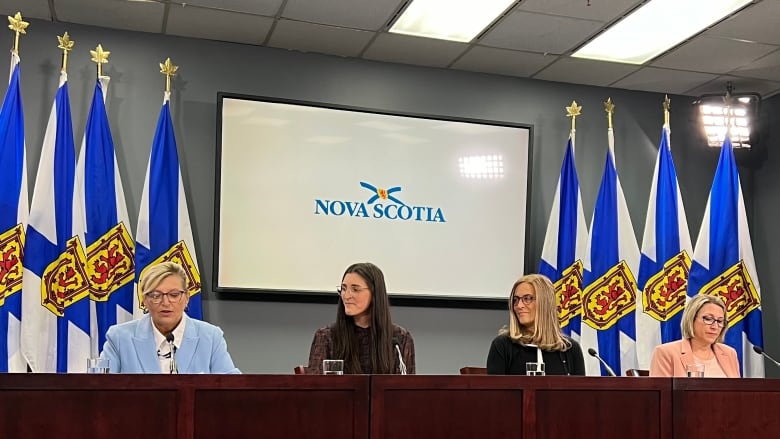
[649,295,740,378]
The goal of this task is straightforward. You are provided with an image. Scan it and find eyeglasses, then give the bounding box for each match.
[337,285,370,295]
[700,315,725,328]
[512,295,535,305]
[145,290,186,304]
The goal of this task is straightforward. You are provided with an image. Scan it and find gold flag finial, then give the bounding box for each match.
[159,57,179,93]
[7,12,29,55]
[90,44,110,77]
[57,33,75,73]
[663,95,671,127]
[604,97,615,129]
[566,100,582,132]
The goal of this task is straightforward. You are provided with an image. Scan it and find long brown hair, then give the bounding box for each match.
[332,262,395,374]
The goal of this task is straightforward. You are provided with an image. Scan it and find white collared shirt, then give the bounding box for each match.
[153,317,186,374]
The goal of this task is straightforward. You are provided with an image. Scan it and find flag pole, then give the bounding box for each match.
[566,100,581,151]
[160,57,178,94]
[90,44,110,78]
[7,12,28,55]
[58,33,74,74]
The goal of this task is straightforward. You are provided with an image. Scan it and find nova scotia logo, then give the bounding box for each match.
[315,181,446,222]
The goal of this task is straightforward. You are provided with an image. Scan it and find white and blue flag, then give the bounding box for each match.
[688,136,764,377]
[136,92,202,319]
[76,76,134,354]
[580,125,640,376]
[539,131,588,339]
[0,52,28,373]
[636,126,693,369]
[21,70,90,373]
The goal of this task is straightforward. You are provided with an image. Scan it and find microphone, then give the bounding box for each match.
[393,338,407,375]
[753,345,780,369]
[587,348,617,377]
[166,333,178,374]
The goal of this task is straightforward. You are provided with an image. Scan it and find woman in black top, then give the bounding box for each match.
[487,274,585,375]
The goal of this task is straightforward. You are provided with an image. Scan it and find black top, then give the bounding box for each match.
[486,334,586,375]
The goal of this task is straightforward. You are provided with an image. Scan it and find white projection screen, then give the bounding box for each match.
[215,95,532,302]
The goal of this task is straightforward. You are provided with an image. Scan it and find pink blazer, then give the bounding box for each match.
[649,338,740,378]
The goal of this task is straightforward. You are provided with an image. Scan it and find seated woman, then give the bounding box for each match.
[101,261,240,374]
[649,294,739,377]
[487,274,585,375]
[307,262,415,374]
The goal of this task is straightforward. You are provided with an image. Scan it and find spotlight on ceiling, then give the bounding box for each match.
[694,82,760,149]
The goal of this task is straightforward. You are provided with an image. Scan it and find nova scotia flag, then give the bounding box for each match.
[636,126,693,369]
[0,52,28,372]
[539,132,588,339]
[580,124,640,376]
[688,136,763,377]
[21,70,90,372]
[136,92,202,319]
[76,77,134,354]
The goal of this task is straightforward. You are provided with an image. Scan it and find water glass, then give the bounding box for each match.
[87,357,110,374]
[323,359,344,375]
[685,363,705,378]
[526,362,545,376]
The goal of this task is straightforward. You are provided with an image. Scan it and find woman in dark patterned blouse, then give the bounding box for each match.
[306,262,415,374]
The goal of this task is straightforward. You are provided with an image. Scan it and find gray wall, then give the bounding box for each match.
[13,19,778,375]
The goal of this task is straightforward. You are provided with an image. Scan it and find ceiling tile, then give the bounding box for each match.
[176,0,283,16]
[268,19,374,58]
[282,0,405,31]
[534,56,640,87]
[167,5,273,45]
[452,46,555,78]
[704,0,780,45]
[652,36,778,74]
[362,33,468,68]
[611,67,718,95]
[480,10,603,54]
[54,0,164,33]
[731,49,780,81]
[0,0,51,20]
[516,0,639,21]
[685,75,780,98]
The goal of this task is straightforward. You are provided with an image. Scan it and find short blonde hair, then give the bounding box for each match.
[681,294,728,343]
[140,261,188,296]
[502,274,569,351]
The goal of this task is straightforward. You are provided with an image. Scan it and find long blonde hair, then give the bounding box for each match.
[501,274,570,351]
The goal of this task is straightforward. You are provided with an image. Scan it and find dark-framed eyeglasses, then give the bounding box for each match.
[337,285,370,295]
[145,290,186,304]
[700,315,725,328]
[512,295,535,305]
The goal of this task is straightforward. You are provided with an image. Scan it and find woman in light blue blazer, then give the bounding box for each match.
[100,261,240,374]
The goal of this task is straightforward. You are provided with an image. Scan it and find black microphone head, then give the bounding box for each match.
[753,345,764,355]
[587,348,597,357]
[165,333,175,343]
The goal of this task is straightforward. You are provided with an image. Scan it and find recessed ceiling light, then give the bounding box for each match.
[572,0,752,64]
[389,0,516,43]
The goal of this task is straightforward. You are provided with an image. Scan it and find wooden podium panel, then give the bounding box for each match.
[192,375,369,439]
[371,376,672,439]
[0,374,369,439]
[674,378,780,438]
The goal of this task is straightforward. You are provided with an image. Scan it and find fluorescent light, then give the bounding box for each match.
[389,0,515,43]
[572,0,752,64]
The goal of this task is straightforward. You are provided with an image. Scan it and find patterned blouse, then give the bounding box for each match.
[306,324,415,374]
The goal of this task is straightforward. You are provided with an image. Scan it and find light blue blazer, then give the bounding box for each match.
[100,314,240,374]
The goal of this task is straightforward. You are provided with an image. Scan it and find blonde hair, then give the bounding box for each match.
[140,261,189,296]
[681,294,728,343]
[501,274,570,351]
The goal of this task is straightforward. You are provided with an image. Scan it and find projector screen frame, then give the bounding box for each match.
[213,92,535,309]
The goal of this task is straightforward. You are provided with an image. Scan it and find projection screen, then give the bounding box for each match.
[215,94,532,301]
